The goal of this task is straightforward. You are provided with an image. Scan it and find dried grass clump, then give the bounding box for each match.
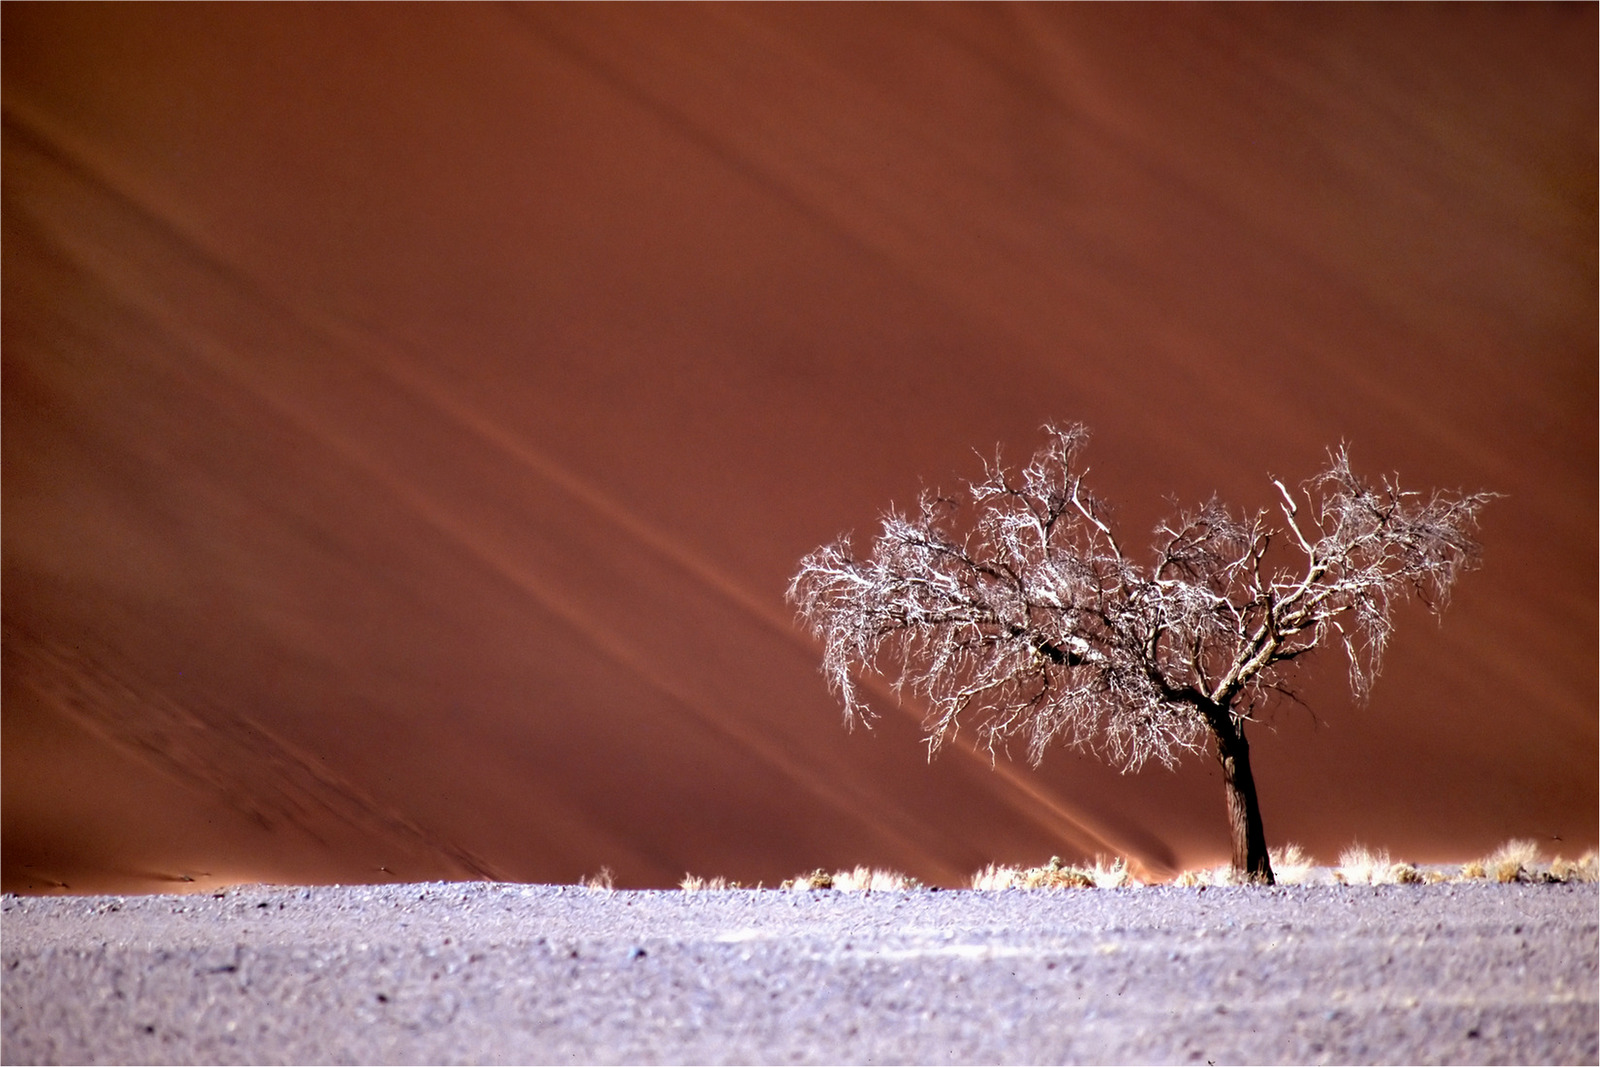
[1268,844,1315,886]
[1172,865,1233,886]
[1387,862,1425,885]
[1021,856,1096,890]
[780,867,917,891]
[1482,838,1541,883]
[679,874,735,892]
[1458,839,1584,883]
[582,866,615,892]
[783,869,835,891]
[1549,851,1598,884]
[971,864,1025,891]
[1336,845,1392,885]
[831,866,918,891]
[1087,855,1138,888]
[1335,847,1434,885]
[970,856,1130,890]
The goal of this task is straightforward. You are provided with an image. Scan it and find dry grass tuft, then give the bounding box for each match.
[830,866,919,891]
[1549,851,1598,884]
[1387,862,1425,885]
[1021,856,1095,890]
[970,856,1124,890]
[1483,838,1541,883]
[1269,844,1315,886]
[679,874,735,892]
[1086,855,1138,889]
[582,866,615,892]
[1336,847,1434,885]
[1460,859,1487,880]
[783,869,835,891]
[970,863,1025,891]
[1336,845,1393,885]
[780,867,918,891]
[1172,865,1233,886]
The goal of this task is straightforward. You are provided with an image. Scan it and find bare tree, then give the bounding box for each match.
[788,425,1494,884]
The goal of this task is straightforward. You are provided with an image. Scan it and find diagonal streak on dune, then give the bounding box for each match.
[3,622,508,881]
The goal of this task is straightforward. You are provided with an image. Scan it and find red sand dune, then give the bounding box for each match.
[3,4,1594,893]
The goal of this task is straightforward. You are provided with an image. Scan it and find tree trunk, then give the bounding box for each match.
[1209,707,1275,885]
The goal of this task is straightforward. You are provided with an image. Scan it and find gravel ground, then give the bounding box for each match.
[3,880,1595,1065]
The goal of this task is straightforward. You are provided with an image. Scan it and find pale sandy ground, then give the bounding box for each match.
[3,880,1595,1065]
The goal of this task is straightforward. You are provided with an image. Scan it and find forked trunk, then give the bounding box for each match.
[1208,705,1274,885]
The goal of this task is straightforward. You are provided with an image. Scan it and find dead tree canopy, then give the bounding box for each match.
[788,424,1494,883]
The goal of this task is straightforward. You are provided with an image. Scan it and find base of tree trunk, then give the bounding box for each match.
[1217,721,1275,885]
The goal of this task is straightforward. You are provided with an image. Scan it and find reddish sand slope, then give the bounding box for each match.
[3,4,1594,892]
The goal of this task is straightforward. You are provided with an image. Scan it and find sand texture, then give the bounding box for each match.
[4,881,1596,1065]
